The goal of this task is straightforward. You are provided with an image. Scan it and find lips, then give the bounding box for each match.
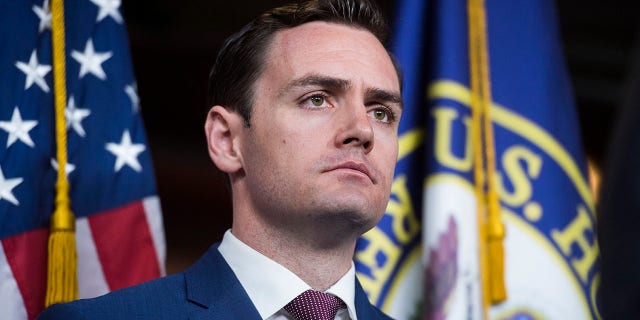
[329,161,375,183]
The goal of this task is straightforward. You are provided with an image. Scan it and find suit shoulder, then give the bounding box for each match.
[38,273,187,320]
[361,302,395,320]
[38,302,90,320]
[371,307,395,320]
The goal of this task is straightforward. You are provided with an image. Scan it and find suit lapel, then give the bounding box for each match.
[354,277,387,319]
[184,244,262,319]
[182,244,386,319]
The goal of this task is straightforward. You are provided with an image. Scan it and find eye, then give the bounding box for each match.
[301,94,330,109]
[310,96,324,107]
[368,107,393,123]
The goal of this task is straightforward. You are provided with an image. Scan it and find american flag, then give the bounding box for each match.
[0,1,166,319]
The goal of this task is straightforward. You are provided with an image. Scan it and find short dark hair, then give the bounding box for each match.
[207,0,393,126]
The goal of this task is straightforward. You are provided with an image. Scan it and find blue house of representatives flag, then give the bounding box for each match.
[356,0,600,319]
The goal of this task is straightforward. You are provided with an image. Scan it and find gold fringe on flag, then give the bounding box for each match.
[467,0,506,313]
[45,0,78,307]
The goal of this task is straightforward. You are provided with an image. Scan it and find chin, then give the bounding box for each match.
[301,188,387,229]
[319,201,384,235]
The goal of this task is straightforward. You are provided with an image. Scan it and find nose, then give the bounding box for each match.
[335,103,374,153]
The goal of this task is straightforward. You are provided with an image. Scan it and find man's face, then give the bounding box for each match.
[238,22,402,236]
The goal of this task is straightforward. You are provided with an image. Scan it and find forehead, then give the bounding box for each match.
[259,21,400,93]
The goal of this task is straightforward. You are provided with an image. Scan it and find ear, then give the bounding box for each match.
[204,105,245,174]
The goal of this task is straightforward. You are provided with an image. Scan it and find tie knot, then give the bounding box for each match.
[284,290,346,320]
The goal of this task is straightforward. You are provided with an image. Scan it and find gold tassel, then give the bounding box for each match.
[486,188,506,302]
[45,0,78,307]
[45,186,78,306]
[468,0,507,311]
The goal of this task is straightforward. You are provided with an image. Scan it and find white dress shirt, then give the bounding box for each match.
[218,230,357,320]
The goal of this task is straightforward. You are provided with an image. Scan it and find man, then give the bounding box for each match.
[39,0,402,318]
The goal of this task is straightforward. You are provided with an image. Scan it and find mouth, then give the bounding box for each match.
[328,161,375,183]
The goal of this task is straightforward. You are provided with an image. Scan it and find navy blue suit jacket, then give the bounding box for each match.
[38,244,393,319]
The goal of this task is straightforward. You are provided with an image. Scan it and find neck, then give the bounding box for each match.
[232,214,359,291]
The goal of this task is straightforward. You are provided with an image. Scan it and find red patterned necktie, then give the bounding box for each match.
[284,290,347,320]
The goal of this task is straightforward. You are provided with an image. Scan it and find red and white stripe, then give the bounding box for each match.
[0,196,165,320]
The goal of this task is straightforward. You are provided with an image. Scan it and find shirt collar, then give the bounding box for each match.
[218,229,357,319]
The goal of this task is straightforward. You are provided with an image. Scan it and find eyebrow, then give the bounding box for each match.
[366,88,403,110]
[280,74,351,96]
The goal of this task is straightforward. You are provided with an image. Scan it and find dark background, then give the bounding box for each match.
[120,1,639,274]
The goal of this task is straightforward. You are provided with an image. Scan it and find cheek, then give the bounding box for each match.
[376,134,399,165]
[266,130,315,166]
[376,138,399,184]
